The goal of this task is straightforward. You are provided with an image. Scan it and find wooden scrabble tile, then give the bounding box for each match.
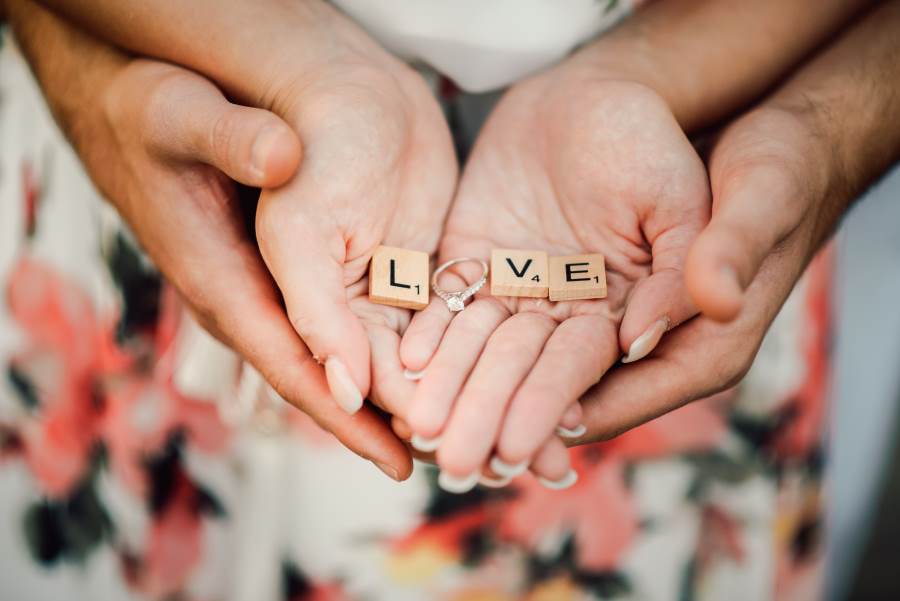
[369,246,430,310]
[490,249,549,298]
[549,254,607,301]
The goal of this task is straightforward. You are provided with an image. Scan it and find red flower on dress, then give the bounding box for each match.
[499,401,727,571]
[5,256,230,498]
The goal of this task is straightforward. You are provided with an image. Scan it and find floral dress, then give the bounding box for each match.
[0,12,829,601]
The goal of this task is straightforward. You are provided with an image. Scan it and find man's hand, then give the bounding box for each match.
[8,0,415,480]
[579,0,900,443]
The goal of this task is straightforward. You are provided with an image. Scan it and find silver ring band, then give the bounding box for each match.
[431,257,489,312]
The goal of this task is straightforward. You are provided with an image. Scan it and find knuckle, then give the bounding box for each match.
[210,110,239,166]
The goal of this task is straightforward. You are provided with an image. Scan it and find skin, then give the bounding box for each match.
[25,0,461,419]
[28,0,873,486]
[14,0,884,482]
[577,0,900,444]
[397,67,710,481]
[389,0,877,481]
[6,0,415,480]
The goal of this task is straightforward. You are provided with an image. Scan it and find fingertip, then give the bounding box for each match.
[406,403,444,441]
[253,123,302,187]
[685,243,745,322]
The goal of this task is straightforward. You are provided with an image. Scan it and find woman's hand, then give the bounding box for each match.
[251,9,457,415]
[394,66,710,490]
[8,0,415,480]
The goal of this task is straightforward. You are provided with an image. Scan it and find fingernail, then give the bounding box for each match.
[403,368,425,381]
[538,469,578,490]
[479,474,512,489]
[622,316,670,364]
[373,461,400,482]
[438,470,480,494]
[556,424,587,439]
[325,356,363,414]
[410,433,442,453]
[489,456,529,479]
[560,403,583,429]
[250,125,279,180]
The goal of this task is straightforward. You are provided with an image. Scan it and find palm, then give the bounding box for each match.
[254,38,457,410]
[398,71,709,476]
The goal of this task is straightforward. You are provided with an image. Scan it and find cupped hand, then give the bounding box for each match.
[577,101,853,442]
[395,67,710,488]
[252,7,457,416]
[66,54,415,479]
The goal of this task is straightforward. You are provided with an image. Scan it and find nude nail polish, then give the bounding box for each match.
[556,424,587,439]
[438,470,480,494]
[325,356,363,414]
[538,469,578,490]
[479,474,512,488]
[622,317,670,364]
[411,434,442,453]
[489,456,529,478]
[403,368,425,381]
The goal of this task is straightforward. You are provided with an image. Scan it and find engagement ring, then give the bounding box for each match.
[431,257,489,312]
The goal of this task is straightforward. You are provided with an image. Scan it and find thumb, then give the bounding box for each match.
[620,195,710,364]
[685,166,803,322]
[256,194,371,416]
[145,70,302,187]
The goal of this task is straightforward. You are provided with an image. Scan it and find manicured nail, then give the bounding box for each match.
[438,470,480,494]
[373,461,400,482]
[479,474,512,489]
[403,368,425,381]
[250,125,279,180]
[410,434,442,453]
[538,469,578,490]
[622,317,670,364]
[556,424,587,439]
[559,403,583,429]
[325,356,363,414]
[489,456,529,478]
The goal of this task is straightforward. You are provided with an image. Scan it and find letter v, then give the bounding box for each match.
[505,257,533,278]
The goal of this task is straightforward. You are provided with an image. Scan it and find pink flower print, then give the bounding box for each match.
[499,402,727,570]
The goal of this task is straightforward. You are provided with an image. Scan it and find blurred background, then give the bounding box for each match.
[828,163,900,601]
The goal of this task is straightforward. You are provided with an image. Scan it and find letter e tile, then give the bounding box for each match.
[549,254,607,301]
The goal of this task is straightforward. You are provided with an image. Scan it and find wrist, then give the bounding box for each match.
[562,35,685,112]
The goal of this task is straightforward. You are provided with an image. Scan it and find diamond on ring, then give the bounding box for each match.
[432,258,489,313]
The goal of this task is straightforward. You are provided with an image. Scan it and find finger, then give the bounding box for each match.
[557,402,586,438]
[143,67,301,187]
[436,312,555,477]
[685,165,803,322]
[256,199,371,416]
[366,320,415,419]
[619,207,708,363]
[407,298,509,443]
[171,209,411,480]
[399,268,469,371]
[497,314,618,464]
[529,436,577,489]
[391,416,413,442]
